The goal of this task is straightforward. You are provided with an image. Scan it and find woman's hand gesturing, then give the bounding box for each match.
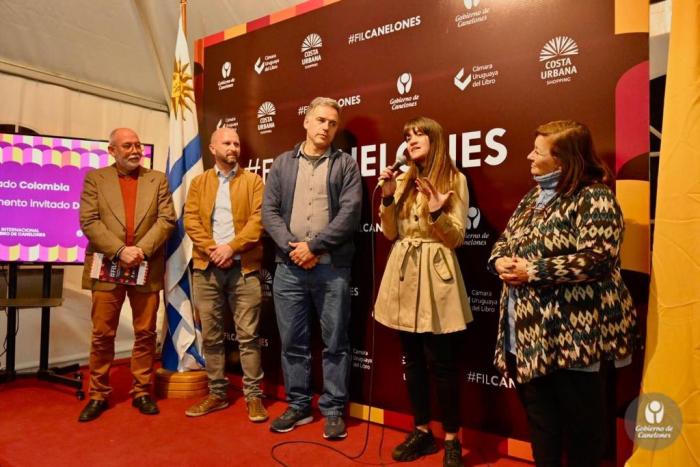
[416,177,454,212]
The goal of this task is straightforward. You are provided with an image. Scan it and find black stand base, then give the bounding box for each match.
[37,363,85,400]
[1,264,85,400]
[0,369,13,383]
[0,365,84,399]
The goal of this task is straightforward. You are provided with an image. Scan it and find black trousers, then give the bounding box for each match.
[508,354,606,467]
[399,331,461,433]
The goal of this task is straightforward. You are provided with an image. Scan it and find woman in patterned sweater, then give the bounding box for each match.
[489,120,637,467]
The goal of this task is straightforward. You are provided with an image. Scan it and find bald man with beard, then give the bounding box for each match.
[183,127,267,422]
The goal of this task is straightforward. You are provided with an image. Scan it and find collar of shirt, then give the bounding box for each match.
[215,164,238,180]
[297,145,331,162]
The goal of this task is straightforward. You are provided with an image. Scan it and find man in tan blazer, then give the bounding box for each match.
[183,127,267,422]
[78,127,176,422]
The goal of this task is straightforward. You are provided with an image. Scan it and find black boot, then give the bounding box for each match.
[78,399,107,422]
[132,395,159,415]
[443,438,464,467]
[392,428,439,461]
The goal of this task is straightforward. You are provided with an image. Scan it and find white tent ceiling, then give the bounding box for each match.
[0,0,300,112]
[0,0,672,112]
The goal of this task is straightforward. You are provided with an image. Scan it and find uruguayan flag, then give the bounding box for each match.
[162,14,204,371]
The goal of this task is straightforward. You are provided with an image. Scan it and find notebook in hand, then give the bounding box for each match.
[89,252,149,286]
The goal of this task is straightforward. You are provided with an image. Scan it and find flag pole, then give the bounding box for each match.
[180,0,187,37]
[158,0,205,387]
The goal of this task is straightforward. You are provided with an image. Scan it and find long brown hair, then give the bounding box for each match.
[535,120,612,197]
[398,117,460,217]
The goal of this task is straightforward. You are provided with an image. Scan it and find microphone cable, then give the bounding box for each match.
[270,175,499,467]
[270,184,391,466]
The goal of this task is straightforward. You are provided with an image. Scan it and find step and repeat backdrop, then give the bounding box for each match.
[196,0,648,439]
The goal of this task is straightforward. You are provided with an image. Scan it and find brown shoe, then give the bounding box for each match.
[185,394,229,417]
[247,396,268,422]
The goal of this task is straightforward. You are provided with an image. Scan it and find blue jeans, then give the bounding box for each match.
[273,262,351,417]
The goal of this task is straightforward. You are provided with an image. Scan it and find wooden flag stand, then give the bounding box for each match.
[155,368,208,399]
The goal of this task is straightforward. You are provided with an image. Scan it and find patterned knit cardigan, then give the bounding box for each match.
[488,183,637,383]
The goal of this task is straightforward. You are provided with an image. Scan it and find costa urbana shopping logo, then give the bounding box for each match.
[260,268,273,298]
[257,101,276,134]
[539,36,579,85]
[301,33,322,68]
[396,72,412,95]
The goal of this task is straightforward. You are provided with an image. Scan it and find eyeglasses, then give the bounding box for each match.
[113,142,143,151]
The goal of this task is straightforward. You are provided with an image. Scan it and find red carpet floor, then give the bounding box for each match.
[0,362,532,467]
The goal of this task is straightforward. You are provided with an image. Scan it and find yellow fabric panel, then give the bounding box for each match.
[615,0,649,34]
[617,180,650,274]
[628,0,700,465]
[507,438,534,462]
[269,6,295,24]
[348,402,384,424]
[223,24,246,41]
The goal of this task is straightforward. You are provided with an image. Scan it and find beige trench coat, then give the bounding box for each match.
[373,172,473,334]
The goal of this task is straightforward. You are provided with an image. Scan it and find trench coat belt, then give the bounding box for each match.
[395,238,440,281]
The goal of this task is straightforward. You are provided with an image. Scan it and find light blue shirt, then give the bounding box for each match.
[507,170,560,355]
[212,165,236,249]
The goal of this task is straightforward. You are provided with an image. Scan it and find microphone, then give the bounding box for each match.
[377,154,407,188]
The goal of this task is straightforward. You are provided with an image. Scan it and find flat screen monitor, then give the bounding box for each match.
[0,133,153,264]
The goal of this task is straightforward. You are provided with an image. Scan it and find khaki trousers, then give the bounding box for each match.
[88,287,159,400]
[193,266,263,400]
